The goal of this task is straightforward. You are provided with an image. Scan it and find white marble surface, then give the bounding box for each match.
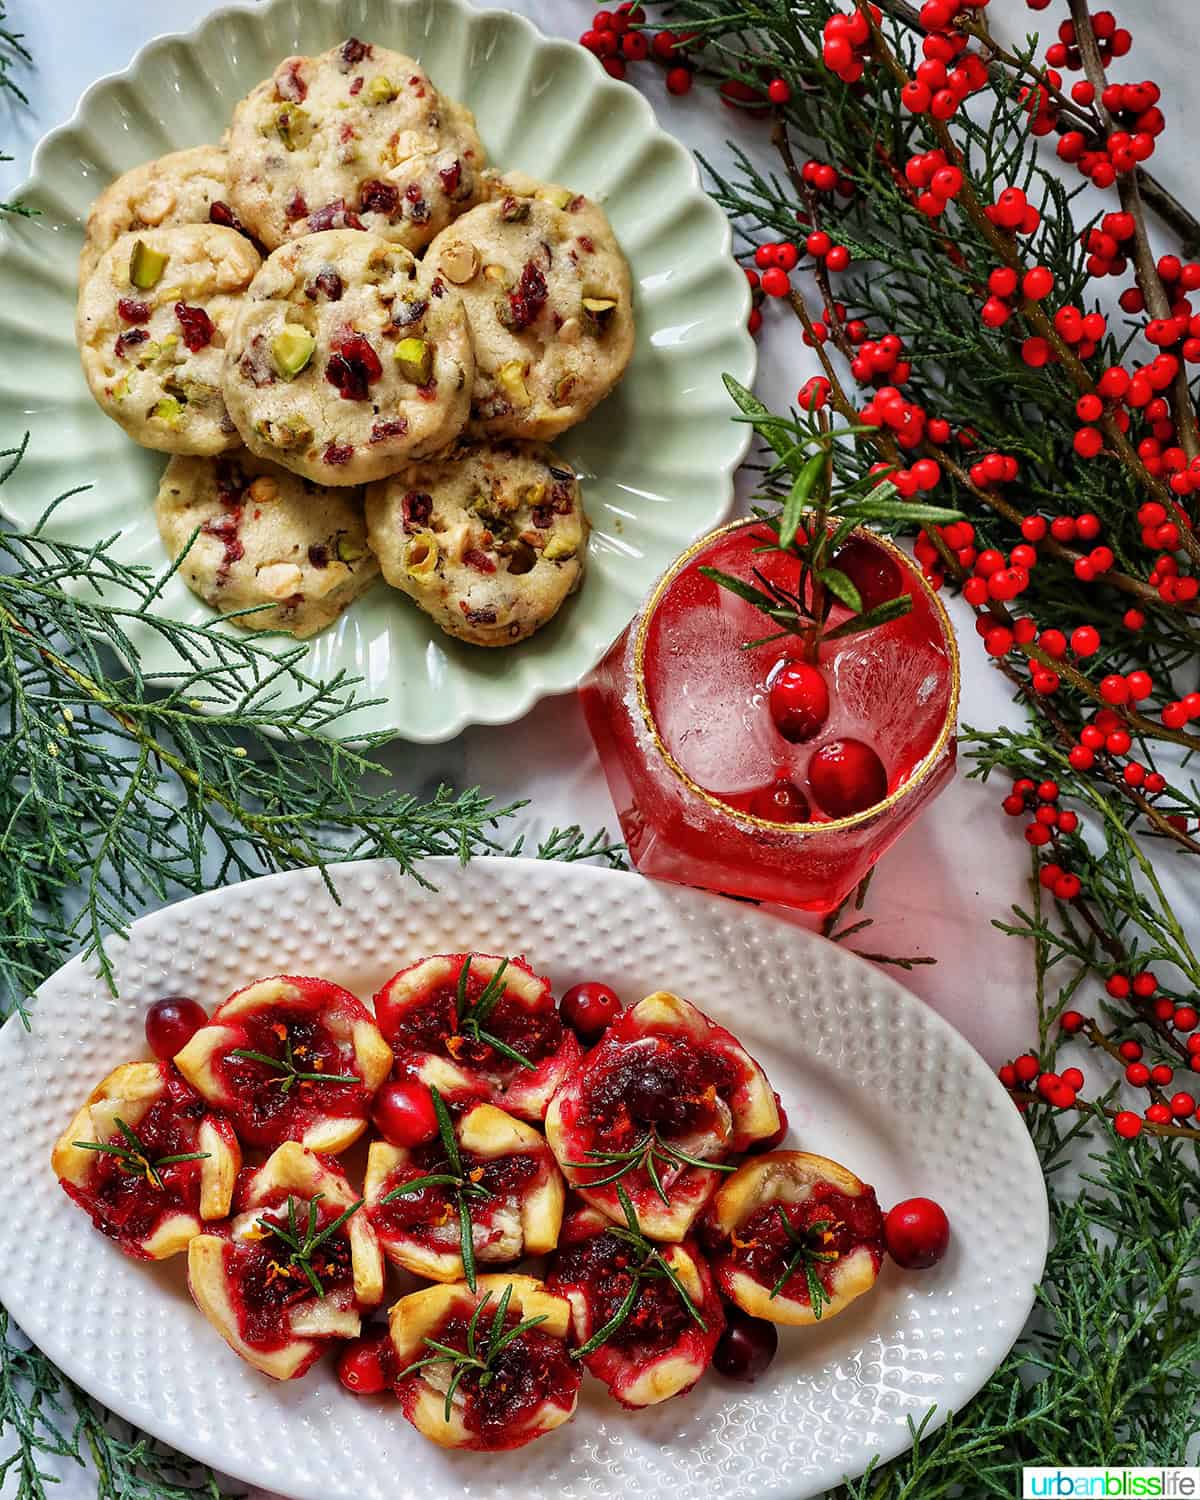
[1,1,1195,1492]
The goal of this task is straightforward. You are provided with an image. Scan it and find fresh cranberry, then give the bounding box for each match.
[832,534,904,611]
[748,1095,789,1153]
[884,1197,951,1269]
[175,303,214,352]
[768,661,830,743]
[337,1331,390,1394]
[748,778,811,823]
[144,996,208,1061]
[713,1306,778,1381]
[326,332,383,400]
[808,739,888,818]
[560,982,623,1041]
[371,1080,439,1148]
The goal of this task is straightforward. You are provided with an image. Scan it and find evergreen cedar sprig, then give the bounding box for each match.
[698,378,963,660]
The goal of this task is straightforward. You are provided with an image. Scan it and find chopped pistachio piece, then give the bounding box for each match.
[334,534,368,563]
[552,373,577,406]
[272,323,317,379]
[111,374,131,402]
[404,529,439,576]
[496,360,530,406]
[129,239,168,290]
[581,295,618,335]
[274,104,314,150]
[538,185,574,209]
[499,195,531,223]
[394,336,433,385]
[255,413,313,449]
[520,480,547,508]
[152,397,184,428]
[483,264,508,285]
[248,476,279,504]
[543,536,576,561]
[366,75,398,104]
[439,241,480,284]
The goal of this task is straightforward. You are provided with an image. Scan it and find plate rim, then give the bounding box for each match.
[0,855,1049,1498]
[0,0,757,745]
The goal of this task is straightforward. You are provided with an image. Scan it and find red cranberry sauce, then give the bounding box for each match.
[725,1184,884,1302]
[370,1144,539,1248]
[550,1231,692,1359]
[217,1007,366,1144]
[64,1068,207,1250]
[385,973,565,1075]
[226,1197,356,1350]
[578,1035,739,1153]
[411,1307,578,1441]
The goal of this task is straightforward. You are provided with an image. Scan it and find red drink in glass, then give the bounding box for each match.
[580,519,959,913]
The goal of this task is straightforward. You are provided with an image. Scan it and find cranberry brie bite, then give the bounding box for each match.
[365,1099,564,1282]
[547,1201,723,1408]
[187,1142,384,1379]
[174,975,392,1152]
[52,1061,239,1260]
[545,992,780,1240]
[390,1275,579,1450]
[373,953,582,1122]
[705,1151,885,1325]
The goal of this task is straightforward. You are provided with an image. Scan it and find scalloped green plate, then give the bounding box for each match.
[0,0,754,742]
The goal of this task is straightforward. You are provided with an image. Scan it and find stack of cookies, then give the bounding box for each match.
[74,38,634,645]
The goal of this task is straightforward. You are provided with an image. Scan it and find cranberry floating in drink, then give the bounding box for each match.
[581,384,959,913]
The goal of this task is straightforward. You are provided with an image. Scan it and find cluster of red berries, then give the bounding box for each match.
[999,1051,1083,1110]
[1044,12,1132,72]
[913,518,973,585]
[850,332,909,386]
[857,384,927,450]
[979,263,1054,330]
[799,158,855,198]
[578,4,696,91]
[984,185,1042,236]
[1160,692,1200,733]
[1078,212,1134,279]
[821,6,880,84]
[965,450,1020,490]
[1016,305,1107,373]
[1000,778,1081,891]
[904,149,964,220]
[1106,976,1200,1039]
[899,47,987,120]
[797,375,832,410]
[1146,551,1199,606]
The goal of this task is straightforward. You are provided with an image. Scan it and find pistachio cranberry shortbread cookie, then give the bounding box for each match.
[155,453,378,638]
[77,224,260,455]
[225,37,486,253]
[222,229,473,485]
[366,440,587,646]
[79,145,234,283]
[425,171,634,440]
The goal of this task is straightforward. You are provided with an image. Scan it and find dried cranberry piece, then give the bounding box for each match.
[550,479,575,514]
[339,37,372,69]
[306,268,344,301]
[391,299,427,327]
[438,159,462,196]
[401,491,432,530]
[308,199,364,233]
[578,234,595,254]
[285,191,310,222]
[209,200,237,229]
[275,60,307,102]
[175,302,214,352]
[403,184,430,224]
[326,331,383,401]
[505,261,548,332]
[323,441,355,466]
[427,278,445,299]
[348,76,364,96]
[114,328,149,360]
[464,549,497,574]
[238,334,276,388]
[202,509,245,579]
[531,503,554,530]
[359,179,399,217]
[117,298,150,324]
[307,544,329,568]
[370,417,409,444]
[464,605,498,625]
[215,458,247,502]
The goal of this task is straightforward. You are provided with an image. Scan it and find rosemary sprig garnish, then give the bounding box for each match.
[378,1086,490,1292]
[72,1116,210,1192]
[565,1127,736,1205]
[229,1030,360,1093]
[572,1186,707,1358]
[766,1208,838,1318]
[396,1283,548,1423]
[452,955,535,1071]
[255,1191,363,1300]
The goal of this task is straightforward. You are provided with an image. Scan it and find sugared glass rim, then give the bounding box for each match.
[632,518,961,834]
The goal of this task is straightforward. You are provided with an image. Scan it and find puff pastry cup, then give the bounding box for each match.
[389,1274,580,1450]
[545,992,780,1241]
[704,1151,885,1326]
[373,953,582,1122]
[546,1202,723,1408]
[51,1061,240,1260]
[364,1101,564,1281]
[187,1142,384,1379]
[174,974,392,1152]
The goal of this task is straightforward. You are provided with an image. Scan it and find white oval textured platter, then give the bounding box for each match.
[0,858,1047,1500]
[0,0,754,742]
